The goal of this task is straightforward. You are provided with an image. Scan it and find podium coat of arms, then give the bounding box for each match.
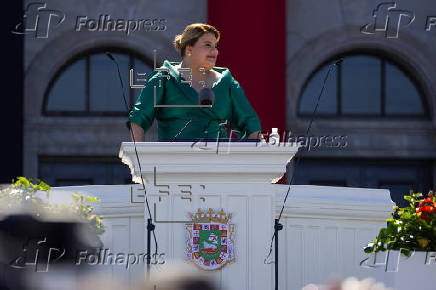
[185,208,235,270]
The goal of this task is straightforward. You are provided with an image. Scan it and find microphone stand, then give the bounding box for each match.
[106,52,158,282]
[274,219,283,290]
[271,58,342,290]
[146,218,155,280]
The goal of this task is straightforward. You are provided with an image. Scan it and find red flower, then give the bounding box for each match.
[419,198,436,206]
[421,205,434,213]
[416,198,436,222]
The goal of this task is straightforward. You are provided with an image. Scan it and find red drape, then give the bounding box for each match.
[207,0,286,133]
[208,0,287,183]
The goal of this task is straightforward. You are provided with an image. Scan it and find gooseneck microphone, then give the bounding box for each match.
[105,51,115,61]
[172,86,217,140]
[264,57,343,266]
[197,87,224,140]
[105,52,129,110]
[105,52,158,265]
[199,87,215,105]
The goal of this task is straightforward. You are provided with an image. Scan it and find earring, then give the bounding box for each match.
[187,52,191,57]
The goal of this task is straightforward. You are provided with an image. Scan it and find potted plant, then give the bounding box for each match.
[362,190,436,289]
[0,176,104,234]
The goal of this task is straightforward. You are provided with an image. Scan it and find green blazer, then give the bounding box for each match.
[127,60,261,140]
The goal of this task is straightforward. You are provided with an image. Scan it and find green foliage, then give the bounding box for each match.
[0,177,104,235]
[364,190,436,256]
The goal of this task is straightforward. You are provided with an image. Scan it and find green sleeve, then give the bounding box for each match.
[126,71,164,133]
[229,79,262,138]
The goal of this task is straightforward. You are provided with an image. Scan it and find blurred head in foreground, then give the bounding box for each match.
[303,277,392,290]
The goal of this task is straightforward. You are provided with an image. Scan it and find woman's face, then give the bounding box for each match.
[186,32,219,71]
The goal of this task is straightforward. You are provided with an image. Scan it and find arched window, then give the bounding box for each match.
[298,54,430,118]
[43,48,153,116]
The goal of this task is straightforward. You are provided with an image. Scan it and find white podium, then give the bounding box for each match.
[118,142,298,184]
[46,141,393,289]
[118,141,299,290]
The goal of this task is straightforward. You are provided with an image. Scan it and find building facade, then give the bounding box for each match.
[22,0,435,205]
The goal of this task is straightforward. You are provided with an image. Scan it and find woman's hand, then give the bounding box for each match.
[248,131,266,142]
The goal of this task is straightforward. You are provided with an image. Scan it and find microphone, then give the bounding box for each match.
[105,51,115,61]
[106,52,159,259]
[197,88,227,140]
[105,52,130,111]
[173,87,217,140]
[199,87,215,106]
[264,57,340,265]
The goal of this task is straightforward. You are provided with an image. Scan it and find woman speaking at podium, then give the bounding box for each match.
[127,23,262,142]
